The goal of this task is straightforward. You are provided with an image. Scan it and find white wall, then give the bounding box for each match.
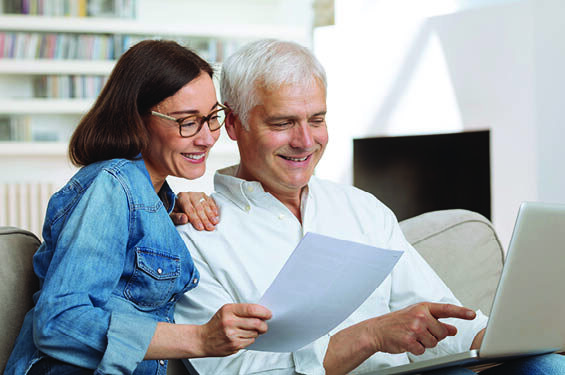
[315,0,565,249]
[533,0,565,204]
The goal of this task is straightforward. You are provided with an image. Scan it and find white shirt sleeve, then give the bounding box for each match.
[380,203,488,361]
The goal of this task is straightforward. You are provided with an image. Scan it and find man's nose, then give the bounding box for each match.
[290,122,314,149]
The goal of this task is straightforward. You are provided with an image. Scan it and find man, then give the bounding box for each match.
[174,39,564,375]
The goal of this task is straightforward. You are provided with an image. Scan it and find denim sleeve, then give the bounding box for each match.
[33,171,157,372]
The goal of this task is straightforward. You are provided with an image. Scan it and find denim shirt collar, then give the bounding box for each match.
[134,155,176,214]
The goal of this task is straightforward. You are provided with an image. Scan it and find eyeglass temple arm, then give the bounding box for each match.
[151,111,177,121]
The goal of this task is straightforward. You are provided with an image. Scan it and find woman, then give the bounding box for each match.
[5,40,270,375]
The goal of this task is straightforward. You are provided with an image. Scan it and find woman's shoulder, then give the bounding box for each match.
[78,158,146,183]
[60,158,145,198]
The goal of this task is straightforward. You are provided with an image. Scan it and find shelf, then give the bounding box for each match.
[0,141,238,157]
[0,142,68,156]
[0,98,93,114]
[0,15,307,40]
[0,59,115,75]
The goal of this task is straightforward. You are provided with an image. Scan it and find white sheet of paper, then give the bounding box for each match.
[247,232,403,352]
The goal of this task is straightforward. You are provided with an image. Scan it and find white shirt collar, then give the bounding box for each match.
[214,164,313,217]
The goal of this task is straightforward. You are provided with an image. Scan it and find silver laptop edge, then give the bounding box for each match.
[368,202,565,375]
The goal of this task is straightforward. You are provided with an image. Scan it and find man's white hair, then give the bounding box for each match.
[220,39,327,129]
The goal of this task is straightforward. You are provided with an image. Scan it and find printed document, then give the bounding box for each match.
[248,232,403,352]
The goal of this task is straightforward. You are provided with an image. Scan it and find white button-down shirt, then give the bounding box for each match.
[175,165,487,375]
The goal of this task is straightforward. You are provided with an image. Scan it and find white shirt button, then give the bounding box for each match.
[278,214,285,220]
[157,268,163,275]
[245,205,251,211]
[247,185,254,192]
[159,360,165,366]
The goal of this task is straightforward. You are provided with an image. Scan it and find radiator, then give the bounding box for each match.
[0,182,57,239]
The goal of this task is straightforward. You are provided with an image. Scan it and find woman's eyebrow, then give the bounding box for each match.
[168,102,220,116]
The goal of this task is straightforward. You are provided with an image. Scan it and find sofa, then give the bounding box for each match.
[0,209,504,374]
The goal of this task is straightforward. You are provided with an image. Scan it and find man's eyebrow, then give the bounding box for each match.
[168,102,220,116]
[311,110,327,117]
[265,110,327,122]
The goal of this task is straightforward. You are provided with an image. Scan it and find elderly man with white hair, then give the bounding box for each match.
[174,39,565,375]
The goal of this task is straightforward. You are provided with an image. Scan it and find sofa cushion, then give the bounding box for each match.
[0,227,40,372]
[400,210,504,315]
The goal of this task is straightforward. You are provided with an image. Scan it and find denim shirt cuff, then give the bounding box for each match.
[96,312,158,374]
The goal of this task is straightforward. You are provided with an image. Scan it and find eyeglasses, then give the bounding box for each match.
[151,103,228,138]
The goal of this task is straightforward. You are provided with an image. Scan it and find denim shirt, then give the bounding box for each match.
[5,158,199,375]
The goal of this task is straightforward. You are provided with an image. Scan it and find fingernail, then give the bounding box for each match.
[467,311,475,318]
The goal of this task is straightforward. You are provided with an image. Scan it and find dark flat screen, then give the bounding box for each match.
[353,130,491,221]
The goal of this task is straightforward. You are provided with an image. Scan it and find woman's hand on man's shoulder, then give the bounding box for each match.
[171,192,219,231]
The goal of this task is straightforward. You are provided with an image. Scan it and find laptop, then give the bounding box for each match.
[370,201,565,374]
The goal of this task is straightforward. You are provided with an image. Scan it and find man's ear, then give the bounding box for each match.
[225,111,239,141]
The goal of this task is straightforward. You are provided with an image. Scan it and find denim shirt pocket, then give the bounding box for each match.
[124,247,180,310]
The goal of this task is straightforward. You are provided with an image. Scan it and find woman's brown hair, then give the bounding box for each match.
[69,40,213,166]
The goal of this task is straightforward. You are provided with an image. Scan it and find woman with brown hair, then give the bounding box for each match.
[5,40,270,375]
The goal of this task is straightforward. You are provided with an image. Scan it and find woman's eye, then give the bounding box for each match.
[180,120,198,127]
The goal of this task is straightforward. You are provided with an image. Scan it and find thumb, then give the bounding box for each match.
[233,303,272,320]
[170,212,188,225]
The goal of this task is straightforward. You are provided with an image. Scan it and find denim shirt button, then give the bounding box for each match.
[193,277,198,284]
[157,268,163,275]
[159,360,165,366]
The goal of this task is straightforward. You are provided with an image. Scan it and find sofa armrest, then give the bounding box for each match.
[0,226,41,372]
[399,210,504,315]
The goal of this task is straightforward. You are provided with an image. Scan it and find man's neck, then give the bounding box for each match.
[270,188,305,224]
[231,164,307,224]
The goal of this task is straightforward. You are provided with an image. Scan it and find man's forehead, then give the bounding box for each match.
[254,81,326,115]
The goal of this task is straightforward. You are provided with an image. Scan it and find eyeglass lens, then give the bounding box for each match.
[179,108,226,137]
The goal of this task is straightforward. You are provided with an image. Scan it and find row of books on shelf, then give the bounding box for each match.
[0,32,241,62]
[33,75,107,98]
[0,115,65,142]
[1,32,152,60]
[1,0,136,18]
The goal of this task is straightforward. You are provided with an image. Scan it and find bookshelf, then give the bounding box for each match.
[0,1,309,147]
[0,0,313,206]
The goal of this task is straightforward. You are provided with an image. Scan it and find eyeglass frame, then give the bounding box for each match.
[150,103,229,138]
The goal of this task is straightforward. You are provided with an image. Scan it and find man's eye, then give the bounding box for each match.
[272,122,292,128]
[310,119,325,127]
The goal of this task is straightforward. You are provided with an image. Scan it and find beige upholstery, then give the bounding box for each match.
[0,227,40,373]
[0,209,504,374]
[400,209,504,314]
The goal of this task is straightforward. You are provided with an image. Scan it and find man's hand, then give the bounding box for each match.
[471,328,485,349]
[171,192,219,230]
[370,302,476,355]
[197,304,272,357]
